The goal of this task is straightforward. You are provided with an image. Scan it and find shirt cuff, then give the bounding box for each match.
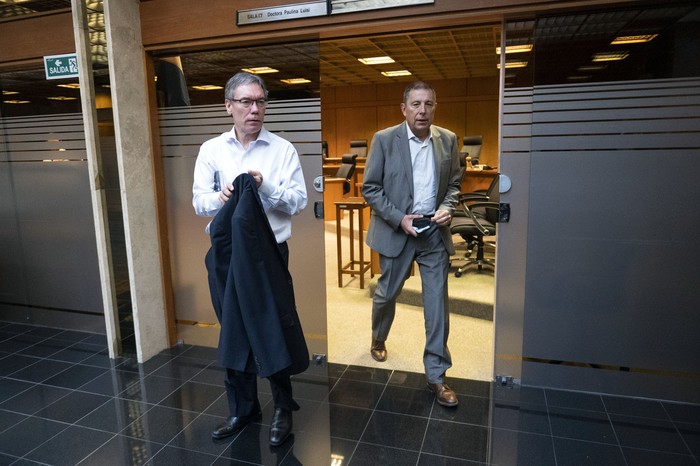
[258,178,274,197]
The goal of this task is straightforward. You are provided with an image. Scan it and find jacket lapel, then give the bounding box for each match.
[395,125,414,198]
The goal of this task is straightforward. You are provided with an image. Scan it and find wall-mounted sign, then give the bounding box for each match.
[44,53,79,80]
[237,1,328,26]
[331,0,434,15]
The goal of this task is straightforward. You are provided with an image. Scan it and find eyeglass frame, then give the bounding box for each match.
[227,98,269,108]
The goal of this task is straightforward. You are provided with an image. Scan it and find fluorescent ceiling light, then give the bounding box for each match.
[47,96,77,101]
[496,44,533,54]
[3,100,30,104]
[57,83,80,89]
[381,70,412,77]
[358,56,395,65]
[280,78,311,84]
[497,60,528,69]
[241,67,279,74]
[192,85,223,91]
[592,51,629,62]
[611,34,658,45]
[2,90,18,95]
[577,65,606,71]
[566,75,591,81]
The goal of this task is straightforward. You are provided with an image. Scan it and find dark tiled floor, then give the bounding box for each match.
[0,321,699,466]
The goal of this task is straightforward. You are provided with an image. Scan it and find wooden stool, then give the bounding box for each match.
[335,197,373,288]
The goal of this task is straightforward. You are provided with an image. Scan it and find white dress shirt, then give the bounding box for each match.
[192,126,307,242]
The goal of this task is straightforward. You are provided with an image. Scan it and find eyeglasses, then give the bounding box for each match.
[228,98,268,108]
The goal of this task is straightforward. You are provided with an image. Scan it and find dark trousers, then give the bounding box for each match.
[225,365,299,416]
[220,241,299,416]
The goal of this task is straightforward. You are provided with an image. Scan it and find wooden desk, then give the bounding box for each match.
[461,168,497,193]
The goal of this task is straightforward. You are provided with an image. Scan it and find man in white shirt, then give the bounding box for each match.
[361,81,462,407]
[192,71,307,445]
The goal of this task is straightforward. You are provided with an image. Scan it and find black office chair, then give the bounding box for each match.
[332,153,358,194]
[349,139,368,158]
[450,194,499,275]
[460,135,482,166]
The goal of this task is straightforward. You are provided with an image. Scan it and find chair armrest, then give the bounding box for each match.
[457,200,499,235]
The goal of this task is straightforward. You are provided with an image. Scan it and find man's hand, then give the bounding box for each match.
[219,182,233,204]
[400,214,424,237]
[248,170,263,187]
[431,209,452,227]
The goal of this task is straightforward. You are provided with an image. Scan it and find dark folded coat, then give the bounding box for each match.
[206,173,309,377]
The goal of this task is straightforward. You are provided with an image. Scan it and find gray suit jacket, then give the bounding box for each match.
[361,122,462,258]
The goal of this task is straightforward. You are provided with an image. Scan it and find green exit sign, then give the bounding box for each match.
[44,53,79,80]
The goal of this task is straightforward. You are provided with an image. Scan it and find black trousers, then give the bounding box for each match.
[225,365,299,416]
[219,241,299,416]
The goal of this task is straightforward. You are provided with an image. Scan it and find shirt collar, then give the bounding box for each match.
[225,126,271,144]
[405,121,432,143]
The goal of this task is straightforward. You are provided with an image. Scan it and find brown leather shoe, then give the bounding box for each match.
[428,383,459,407]
[370,339,387,362]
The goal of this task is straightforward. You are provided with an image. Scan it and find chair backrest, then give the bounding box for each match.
[349,139,368,158]
[334,154,358,193]
[460,135,483,163]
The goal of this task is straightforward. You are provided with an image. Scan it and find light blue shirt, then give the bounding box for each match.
[406,123,436,215]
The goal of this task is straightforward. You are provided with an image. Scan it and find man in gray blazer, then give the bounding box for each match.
[361,81,462,407]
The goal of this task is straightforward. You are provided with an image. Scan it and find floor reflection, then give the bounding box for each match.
[1,321,698,465]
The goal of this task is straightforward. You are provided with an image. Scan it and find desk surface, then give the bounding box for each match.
[462,169,497,193]
[465,168,498,176]
[335,197,367,207]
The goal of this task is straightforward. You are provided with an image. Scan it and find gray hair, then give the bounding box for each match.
[224,71,269,100]
[403,81,436,103]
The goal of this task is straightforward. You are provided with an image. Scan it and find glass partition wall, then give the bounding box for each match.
[0,1,134,350]
[496,1,700,403]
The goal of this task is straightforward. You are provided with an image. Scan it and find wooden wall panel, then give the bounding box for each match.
[335,106,377,156]
[467,99,499,167]
[0,11,74,65]
[376,105,403,132]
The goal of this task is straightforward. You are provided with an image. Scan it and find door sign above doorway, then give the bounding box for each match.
[237,1,328,26]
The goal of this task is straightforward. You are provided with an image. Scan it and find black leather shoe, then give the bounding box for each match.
[371,339,387,362]
[269,408,293,446]
[212,410,262,439]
